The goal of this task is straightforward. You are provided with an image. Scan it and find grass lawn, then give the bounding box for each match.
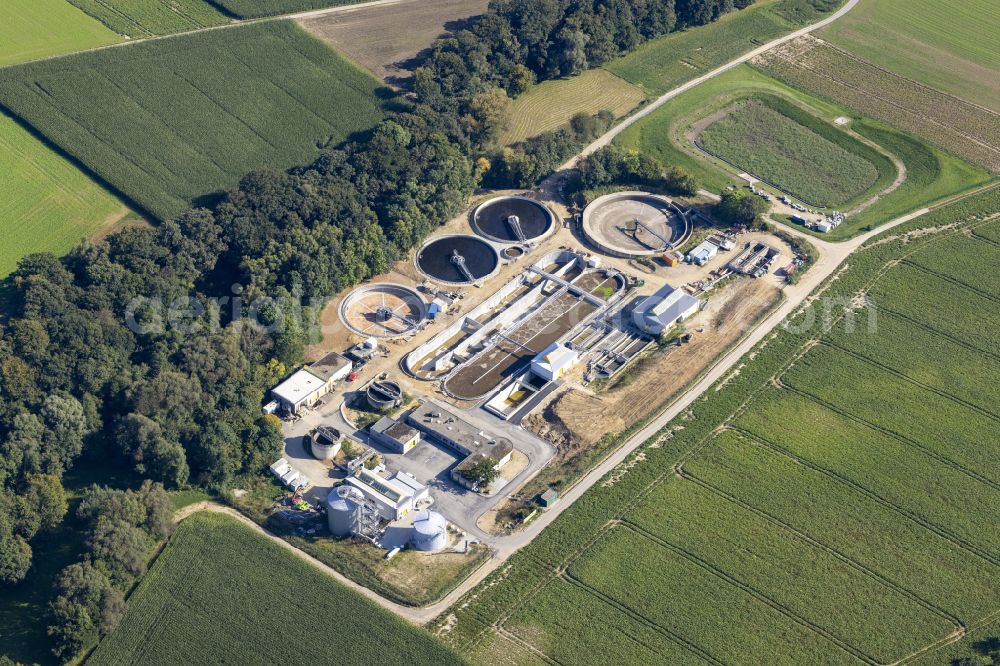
[0,0,122,67]
[0,111,127,278]
[500,70,645,145]
[0,21,385,222]
[65,0,230,38]
[88,512,464,665]
[821,0,1000,111]
[698,97,881,207]
[604,0,808,96]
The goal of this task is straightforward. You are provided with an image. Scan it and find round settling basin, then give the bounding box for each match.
[582,192,687,258]
[472,196,555,244]
[416,235,500,285]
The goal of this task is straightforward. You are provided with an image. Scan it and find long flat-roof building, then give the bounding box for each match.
[632,283,700,335]
[408,401,513,469]
[270,352,353,415]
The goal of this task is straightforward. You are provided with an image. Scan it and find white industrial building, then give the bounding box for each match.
[686,240,719,266]
[632,283,701,335]
[531,342,579,382]
[270,352,352,415]
[345,468,428,520]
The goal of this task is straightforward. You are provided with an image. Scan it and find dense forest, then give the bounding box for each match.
[0,0,754,660]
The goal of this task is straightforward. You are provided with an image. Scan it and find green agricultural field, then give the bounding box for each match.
[604,0,832,97]
[0,21,385,222]
[501,70,645,146]
[974,220,1000,245]
[868,262,1000,353]
[824,310,1000,416]
[215,0,361,19]
[905,234,1000,299]
[614,64,991,238]
[65,0,229,38]
[437,189,1000,665]
[0,111,127,278]
[89,512,463,665]
[630,480,952,663]
[698,97,881,206]
[821,0,1000,112]
[0,0,122,67]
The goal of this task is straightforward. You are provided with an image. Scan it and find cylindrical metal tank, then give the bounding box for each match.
[325,486,357,537]
[410,510,448,552]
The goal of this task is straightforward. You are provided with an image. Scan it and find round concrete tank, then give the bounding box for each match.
[325,486,357,537]
[410,510,448,552]
[311,426,342,461]
[366,379,402,411]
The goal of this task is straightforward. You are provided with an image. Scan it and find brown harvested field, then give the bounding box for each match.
[297,0,488,83]
[501,69,646,145]
[527,277,781,449]
[754,36,1000,173]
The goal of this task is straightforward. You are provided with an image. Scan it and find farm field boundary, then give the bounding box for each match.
[694,93,890,208]
[435,187,1000,665]
[500,70,645,146]
[613,65,988,239]
[0,21,386,221]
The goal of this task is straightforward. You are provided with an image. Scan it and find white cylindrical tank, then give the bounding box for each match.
[410,510,448,552]
[326,486,357,537]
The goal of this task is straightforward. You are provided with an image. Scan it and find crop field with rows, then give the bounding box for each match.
[65,0,229,38]
[0,21,385,221]
[754,37,1000,173]
[438,188,1000,664]
[819,0,1000,112]
[698,96,882,206]
[904,233,1000,299]
[89,512,462,665]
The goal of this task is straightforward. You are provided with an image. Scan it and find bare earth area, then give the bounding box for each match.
[297,0,489,83]
[525,277,781,450]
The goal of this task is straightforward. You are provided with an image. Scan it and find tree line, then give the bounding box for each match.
[0,0,754,660]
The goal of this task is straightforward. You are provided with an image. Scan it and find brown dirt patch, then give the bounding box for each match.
[298,0,489,84]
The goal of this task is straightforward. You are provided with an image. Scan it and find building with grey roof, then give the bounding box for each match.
[369,416,421,454]
[407,401,513,470]
[632,283,701,335]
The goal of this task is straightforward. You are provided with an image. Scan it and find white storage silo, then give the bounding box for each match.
[325,486,357,537]
[410,510,448,552]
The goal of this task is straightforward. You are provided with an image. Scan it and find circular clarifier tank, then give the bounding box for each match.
[415,234,500,285]
[472,196,556,244]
